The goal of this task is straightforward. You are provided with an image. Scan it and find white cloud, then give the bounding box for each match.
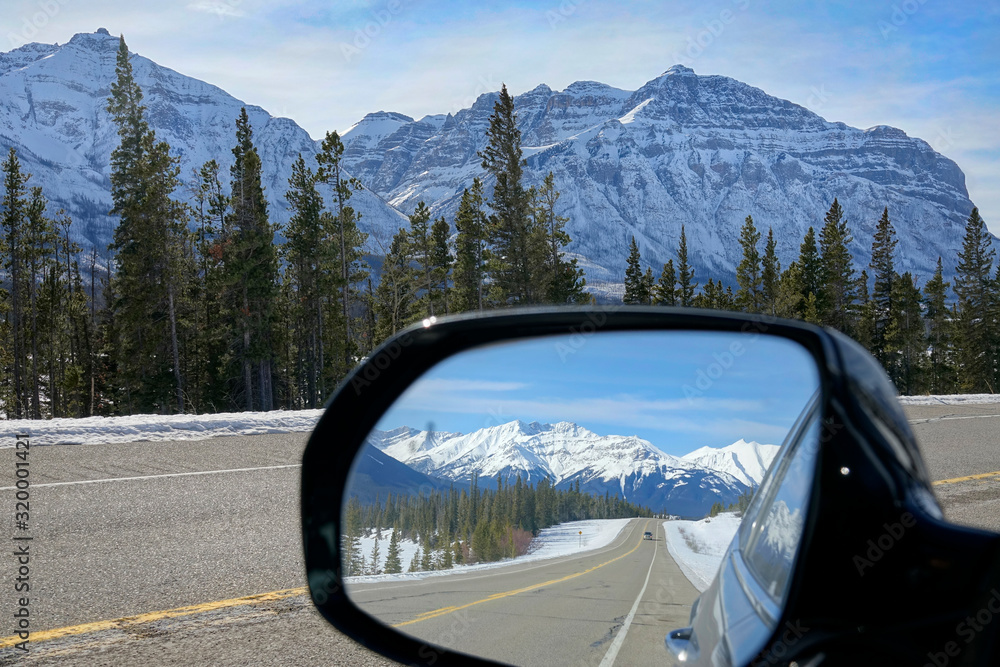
[187,1,246,19]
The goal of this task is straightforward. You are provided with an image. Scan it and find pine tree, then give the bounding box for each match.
[774,262,804,319]
[384,528,403,574]
[642,268,655,306]
[452,179,489,312]
[1,148,28,418]
[190,159,229,412]
[106,35,191,414]
[479,84,538,305]
[421,534,434,571]
[408,548,421,573]
[23,186,57,418]
[736,215,762,313]
[430,216,453,314]
[316,130,368,376]
[953,207,996,392]
[694,278,721,309]
[623,236,647,304]
[886,273,926,394]
[798,226,821,319]
[923,258,956,393]
[368,532,381,575]
[676,226,697,307]
[283,153,335,408]
[761,228,780,316]
[653,260,676,306]
[225,108,280,411]
[854,270,876,351]
[343,497,364,576]
[407,202,437,317]
[869,208,898,368]
[533,172,587,303]
[374,228,416,342]
[819,199,857,332]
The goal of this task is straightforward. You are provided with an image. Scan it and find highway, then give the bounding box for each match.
[0,402,996,665]
[348,518,694,666]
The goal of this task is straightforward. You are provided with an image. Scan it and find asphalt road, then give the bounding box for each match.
[905,403,1000,534]
[0,401,995,665]
[347,518,695,666]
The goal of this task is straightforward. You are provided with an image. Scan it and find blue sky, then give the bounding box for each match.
[374,331,820,457]
[6,1,998,230]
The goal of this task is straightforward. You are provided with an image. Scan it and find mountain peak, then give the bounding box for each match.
[683,440,780,488]
[68,30,119,48]
[663,64,696,76]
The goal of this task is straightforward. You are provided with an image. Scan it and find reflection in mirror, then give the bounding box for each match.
[342,331,820,665]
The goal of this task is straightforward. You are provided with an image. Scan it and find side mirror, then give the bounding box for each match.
[301,308,1000,666]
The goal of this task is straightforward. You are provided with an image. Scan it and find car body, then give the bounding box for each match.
[300,308,1000,666]
[644,531,654,540]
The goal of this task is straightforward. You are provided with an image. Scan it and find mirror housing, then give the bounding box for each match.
[301,307,1000,666]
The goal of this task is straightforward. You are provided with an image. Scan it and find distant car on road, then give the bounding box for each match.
[643,531,653,540]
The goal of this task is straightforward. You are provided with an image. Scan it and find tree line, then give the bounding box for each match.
[342,474,653,576]
[0,37,586,418]
[622,202,998,395]
[2,34,997,418]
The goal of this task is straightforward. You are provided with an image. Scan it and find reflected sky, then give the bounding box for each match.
[375,331,820,457]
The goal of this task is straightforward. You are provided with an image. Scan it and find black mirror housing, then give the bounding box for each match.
[301,307,1000,666]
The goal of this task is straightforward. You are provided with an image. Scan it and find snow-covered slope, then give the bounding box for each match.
[663,513,741,592]
[682,438,780,488]
[342,64,980,293]
[368,420,749,517]
[0,30,407,253]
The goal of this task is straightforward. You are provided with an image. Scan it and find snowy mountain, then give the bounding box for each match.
[0,30,407,254]
[346,443,454,504]
[342,65,981,293]
[682,438,780,488]
[2,32,980,295]
[367,420,750,518]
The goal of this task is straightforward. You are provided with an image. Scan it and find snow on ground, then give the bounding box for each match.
[662,513,741,592]
[0,409,325,446]
[354,529,421,575]
[897,394,1000,406]
[345,518,631,584]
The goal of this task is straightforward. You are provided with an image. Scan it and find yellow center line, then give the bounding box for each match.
[933,470,1000,486]
[0,519,657,647]
[392,519,652,629]
[0,586,308,649]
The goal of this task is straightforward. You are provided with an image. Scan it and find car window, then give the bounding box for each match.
[740,413,821,605]
[738,391,818,551]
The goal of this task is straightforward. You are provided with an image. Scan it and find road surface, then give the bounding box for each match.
[0,401,996,665]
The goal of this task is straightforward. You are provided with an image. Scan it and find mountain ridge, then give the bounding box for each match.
[367,419,777,517]
[340,63,980,293]
[0,30,408,252]
[0,30,983,295]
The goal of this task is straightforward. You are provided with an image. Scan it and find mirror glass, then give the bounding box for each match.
[342,330,820,665]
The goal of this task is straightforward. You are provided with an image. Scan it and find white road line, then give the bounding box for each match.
[909,414,1000,425]
[0,463,302,491]
[599,524,658,667]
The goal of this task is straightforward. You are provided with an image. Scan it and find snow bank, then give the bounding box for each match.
[663,514,741,592]
[897,394,1000,406]
[0,409,325,446]
[345,518,631,584]
[3,391,997,448]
